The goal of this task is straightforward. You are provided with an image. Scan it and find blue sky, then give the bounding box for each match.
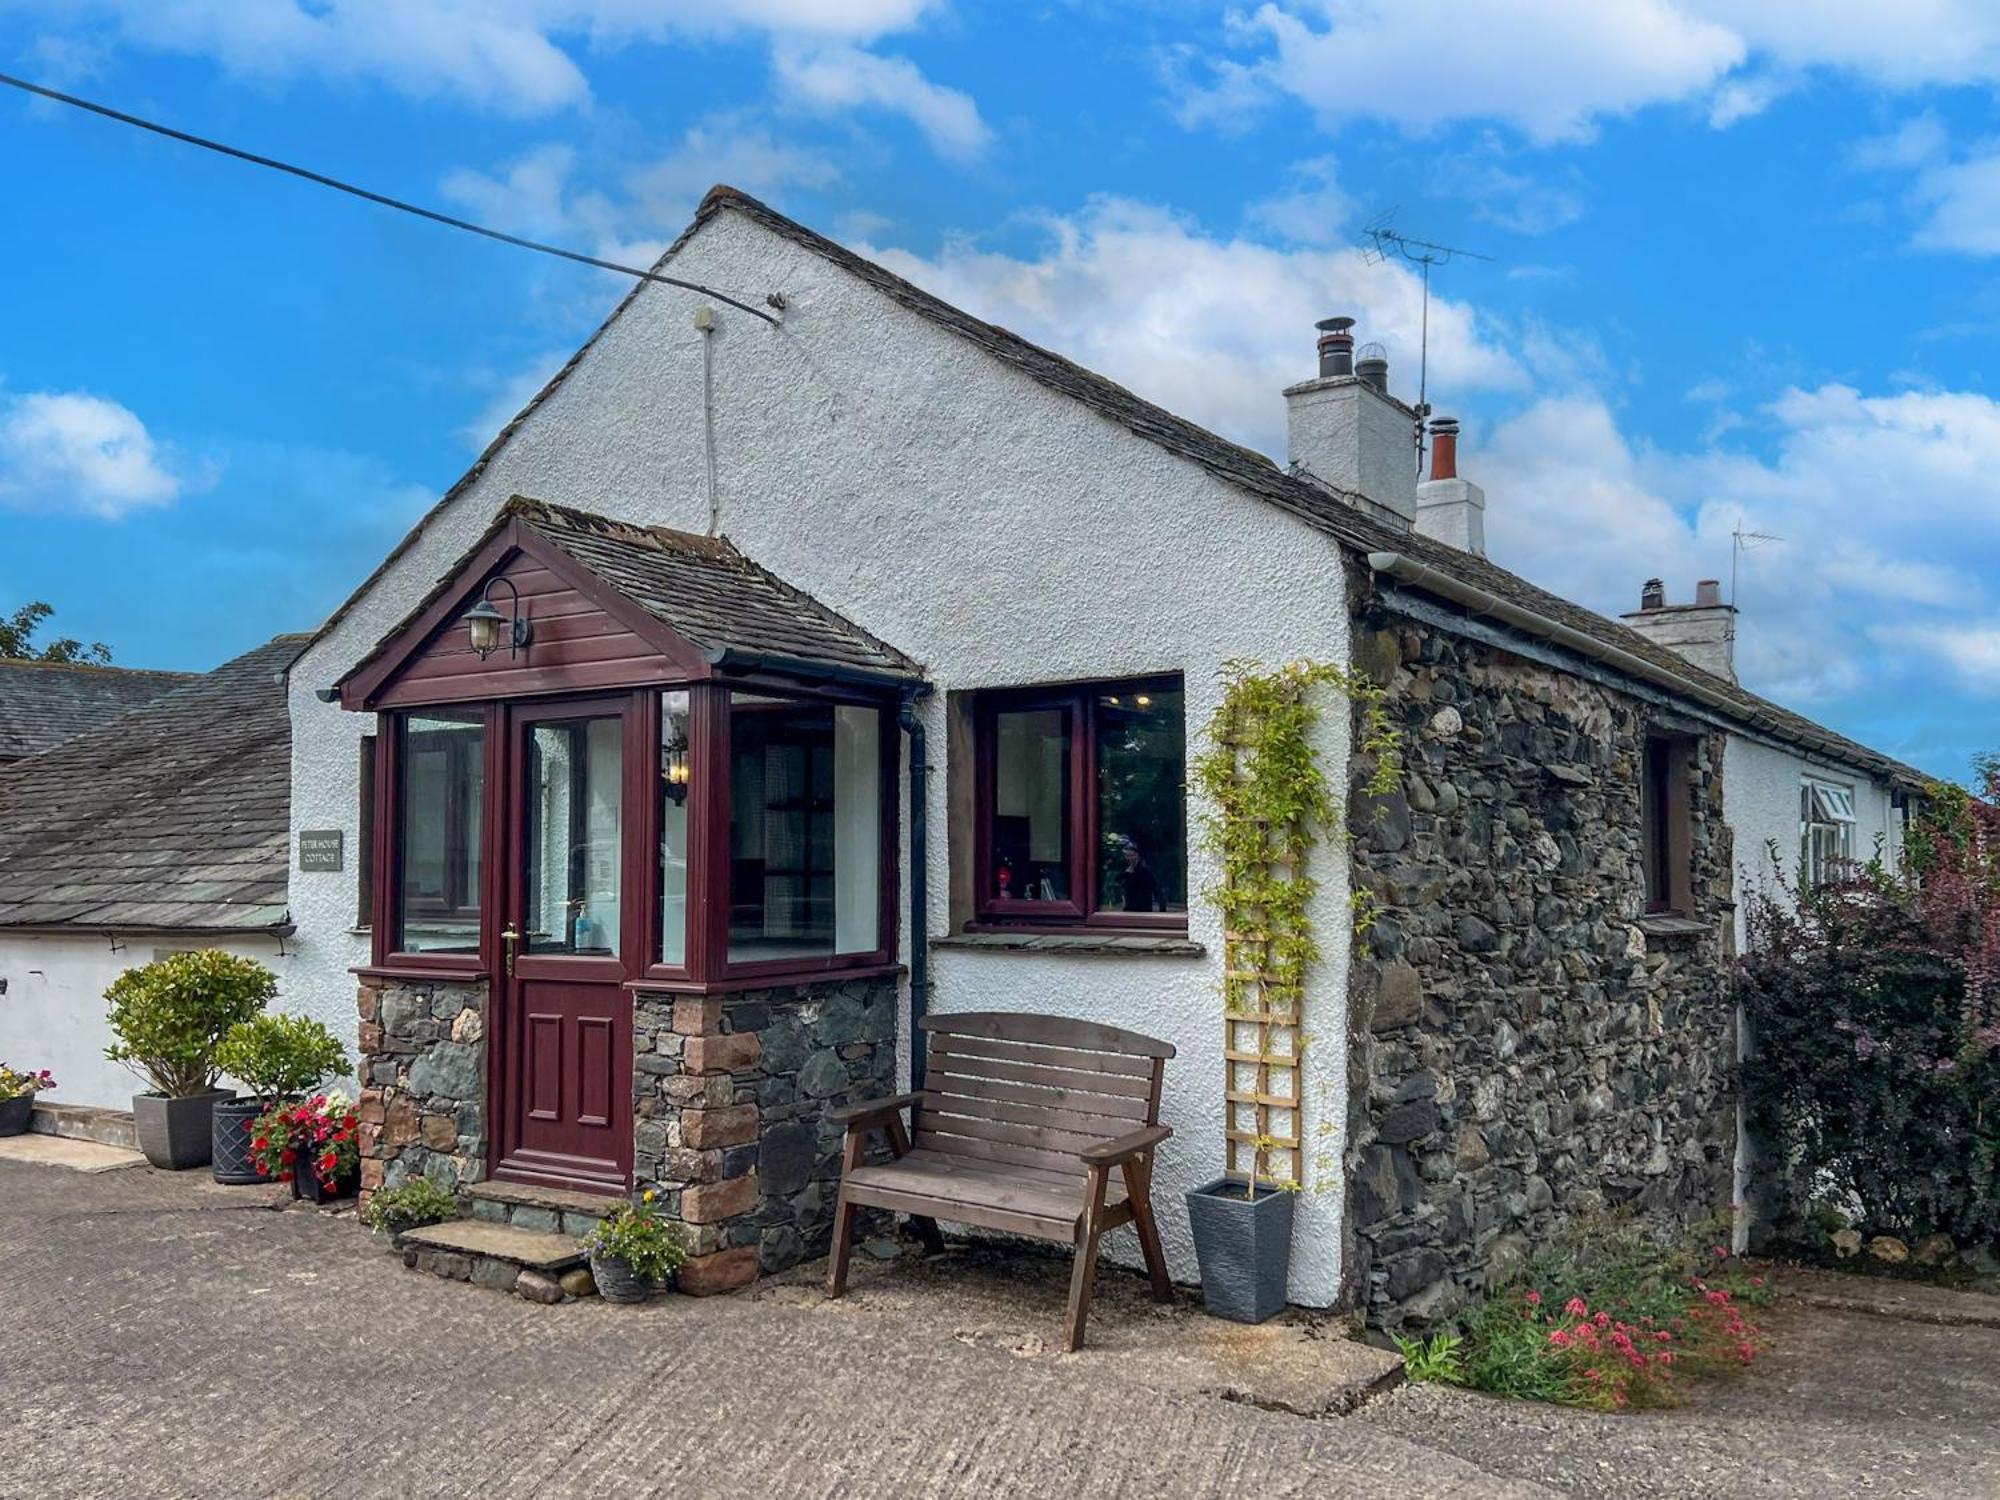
[1,2,1997,780]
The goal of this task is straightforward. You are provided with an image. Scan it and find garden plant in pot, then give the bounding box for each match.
[1186,1135,1301,1323]
[0,1065,56,1137]
[104,949,276,1170]
[211,1012,351,1187]
[581,1190,686,1303]
[247,1091,361,1203]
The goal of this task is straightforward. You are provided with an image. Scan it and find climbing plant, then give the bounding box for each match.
[1192,658,1400,1189]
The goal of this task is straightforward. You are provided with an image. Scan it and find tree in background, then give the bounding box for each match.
[0,601,112,664]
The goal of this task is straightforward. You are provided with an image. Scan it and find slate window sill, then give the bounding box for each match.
[932,932,1207,958]
[1635,915,1711,941]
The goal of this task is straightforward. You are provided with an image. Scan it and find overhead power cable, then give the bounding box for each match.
[0,71,782,327]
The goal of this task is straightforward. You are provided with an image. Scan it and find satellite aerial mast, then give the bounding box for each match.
[1362,214,1495,474]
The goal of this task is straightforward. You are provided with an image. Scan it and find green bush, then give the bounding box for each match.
[1393,1331,1465,1385]
[215,1013,351,1104]
[582,1190,687,1283]
[103,950,277,1098]
[360,1179,460,1237]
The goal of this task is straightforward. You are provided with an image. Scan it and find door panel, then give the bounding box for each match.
[492,700,635,1194]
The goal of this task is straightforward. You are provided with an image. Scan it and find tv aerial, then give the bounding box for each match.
[1362,212,1495,473]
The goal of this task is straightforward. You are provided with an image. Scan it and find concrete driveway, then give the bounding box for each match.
[6,1158,1999,1499]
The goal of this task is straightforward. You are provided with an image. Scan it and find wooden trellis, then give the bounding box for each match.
[1222,913,1303,1189]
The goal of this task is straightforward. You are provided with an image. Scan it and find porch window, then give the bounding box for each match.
[973,677,1186,929]
[523,714,623,955]
[727,693,885,963]
[658,690,691,967]
[1801,778,1857,887]
[397,710,485,954]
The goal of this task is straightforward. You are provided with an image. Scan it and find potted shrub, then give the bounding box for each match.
[247,1091,360,1202]
[0,1065,55,1137]
[211,1012,351,1186]
[581,1190,686,1303]
[104,949,275,1170]
[360,1179,461,1239]
[1186,1136,1300,1324]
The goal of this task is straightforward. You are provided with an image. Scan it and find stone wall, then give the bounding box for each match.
[1343,611,1738,1333]
[632,975,898,1293]
[355,975,488,1200]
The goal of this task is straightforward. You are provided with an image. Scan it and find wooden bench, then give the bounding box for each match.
[825,1011,1176,1351]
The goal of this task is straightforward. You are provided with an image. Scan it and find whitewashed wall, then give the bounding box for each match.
[286,205,1357,1302]
[0,931,299,1111]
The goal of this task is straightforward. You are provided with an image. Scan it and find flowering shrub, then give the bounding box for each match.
[1455,1224,1771,1411]
[582,1190,687,1283]
[1736,752,2000,1254]
[248,1092,358,1191]
[0,1065,55,1102]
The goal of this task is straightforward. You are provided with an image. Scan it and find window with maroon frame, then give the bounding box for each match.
[395,710,485,954]
[974,677,1187,929]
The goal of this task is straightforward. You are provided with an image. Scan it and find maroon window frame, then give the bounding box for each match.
[971,674,1188,934]
[368,681,899,991]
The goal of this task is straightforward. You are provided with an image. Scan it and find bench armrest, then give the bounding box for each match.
[829,1092,923,1131]
[1080,1123,1171,1168]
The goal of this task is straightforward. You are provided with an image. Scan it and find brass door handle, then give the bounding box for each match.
[501,926,521,978]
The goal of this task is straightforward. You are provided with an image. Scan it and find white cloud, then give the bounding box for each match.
[857,197,1526,456]
[772,43,990,160]
[1911,151,2000,254]
[0,391,195,519]
[1181,2,2000,146]
[9,0,944,116]
[1245,155,1353,245]
[1874,622,2000,693]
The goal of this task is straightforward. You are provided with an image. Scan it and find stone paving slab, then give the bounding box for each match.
[0,1132,146,1173]
[760,1234,1406,1415]
[399,1217,587,1270]
[1778,1264,2000,1329]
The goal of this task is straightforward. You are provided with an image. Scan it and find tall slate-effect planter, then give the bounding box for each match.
[1186,1178,1295,1324]
[211,1096,269,1184]
[134,1089,233,1170]
[0,1095,33,1137]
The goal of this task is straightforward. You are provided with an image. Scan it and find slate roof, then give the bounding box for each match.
[0,635,302,932]
[309,184,1925,789]
[0,660,197,762]
[515,498,920,677]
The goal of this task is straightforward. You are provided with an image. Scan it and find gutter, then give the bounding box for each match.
[1365,552,1925,791]
[702,647,923,694]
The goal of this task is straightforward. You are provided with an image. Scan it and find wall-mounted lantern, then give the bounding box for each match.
[662,732,691,806]
[465,576,532,660]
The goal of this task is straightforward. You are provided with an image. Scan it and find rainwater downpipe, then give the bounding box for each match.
[696,305,720,536]
[898,684,933,1092]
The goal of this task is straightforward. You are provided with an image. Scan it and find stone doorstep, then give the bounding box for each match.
[29,1102,140,1151]
[400,1219,588,1273]
[465,1179,621,1221]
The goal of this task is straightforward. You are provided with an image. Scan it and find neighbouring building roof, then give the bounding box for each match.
[0,659,198,763]
[0,634,304,933]
[515,497,920,677]
[309,185,1925,790]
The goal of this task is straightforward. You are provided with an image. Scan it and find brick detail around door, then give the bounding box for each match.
[355,976,489,1207]
[632,977,898,1294]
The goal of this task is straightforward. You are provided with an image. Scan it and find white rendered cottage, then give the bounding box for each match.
[120,186,1919,1317]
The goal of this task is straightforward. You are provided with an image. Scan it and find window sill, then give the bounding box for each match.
[1635,915,1711,941]
[933,932,1206,958]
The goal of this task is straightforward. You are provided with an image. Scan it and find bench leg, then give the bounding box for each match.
[1063,1165,1111,1353]
[908,1215,946,1255]
[826,1130,866,1300]
[1123,1154,1173,1303]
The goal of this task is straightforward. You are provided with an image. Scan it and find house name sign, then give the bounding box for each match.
[298,830,344,873]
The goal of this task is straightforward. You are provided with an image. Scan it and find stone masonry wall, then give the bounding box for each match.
[632,975,898,1294]
[355,976,488,1201]
[1343,610,1737,1334]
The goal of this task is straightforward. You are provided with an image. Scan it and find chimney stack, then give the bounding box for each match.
[1622,578,1738,683]
[1412,416,1486,556]
[1284,315,1418,526]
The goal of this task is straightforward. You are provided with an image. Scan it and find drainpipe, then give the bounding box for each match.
[897,684,933,1092]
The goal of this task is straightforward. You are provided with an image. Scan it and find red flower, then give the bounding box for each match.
[1524,1290,1542,1306]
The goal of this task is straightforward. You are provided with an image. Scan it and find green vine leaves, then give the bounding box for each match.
[1191,658,1403,1021]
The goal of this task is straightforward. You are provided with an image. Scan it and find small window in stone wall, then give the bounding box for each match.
[1641,735,1696,915]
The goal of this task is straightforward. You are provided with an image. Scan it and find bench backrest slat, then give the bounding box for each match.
[916,1011,1172,1168]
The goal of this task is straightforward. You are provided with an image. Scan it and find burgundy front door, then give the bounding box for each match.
[491,698,635,1193]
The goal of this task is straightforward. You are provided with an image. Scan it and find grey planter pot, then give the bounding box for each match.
[1186,1177,1295,1324]
[133,1089,232,1170]
[0,1094,33,1137]
[588,1250,657,1305]
[211,1095,273,1184]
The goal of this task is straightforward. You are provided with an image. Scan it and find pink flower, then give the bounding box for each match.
[1564,1297,1588,1317]
[1524,1290,1542,1307]
[1549,1330,1571,1348]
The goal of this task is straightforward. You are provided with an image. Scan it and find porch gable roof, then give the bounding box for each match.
[338,496,920,709]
